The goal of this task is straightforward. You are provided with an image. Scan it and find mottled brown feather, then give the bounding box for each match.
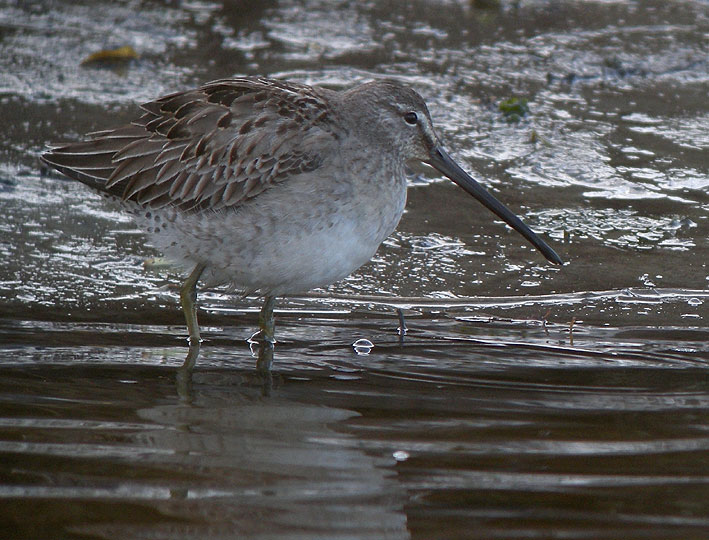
[41,77,339,211]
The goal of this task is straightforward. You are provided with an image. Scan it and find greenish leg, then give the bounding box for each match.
[258,295,277,343]
[179,263,206,347]
[177,263,206,392]
[255,295,276,374]
[256,339,274,375]
[176,343,199,400]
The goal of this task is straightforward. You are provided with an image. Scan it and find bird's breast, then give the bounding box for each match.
[144,157,408,295]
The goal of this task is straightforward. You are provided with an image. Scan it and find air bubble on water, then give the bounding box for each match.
[352,338,374,355]
[393,450,410,462]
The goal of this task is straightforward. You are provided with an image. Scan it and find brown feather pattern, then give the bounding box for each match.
[41,77,338,212]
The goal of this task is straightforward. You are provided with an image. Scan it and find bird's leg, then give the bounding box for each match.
[177,263,206,392]
[258,295,277,343]
[255,295,276,374]
[179,263,206,348]
[397,307,407,344]
[256,340,274,376]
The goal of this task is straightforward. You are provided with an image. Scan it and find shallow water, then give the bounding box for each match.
[2,313,708,539]
[1,0,708,538]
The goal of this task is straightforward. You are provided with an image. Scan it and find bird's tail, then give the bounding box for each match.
[41,125,147,198]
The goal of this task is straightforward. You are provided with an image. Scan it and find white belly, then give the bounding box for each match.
[140,168,408,295]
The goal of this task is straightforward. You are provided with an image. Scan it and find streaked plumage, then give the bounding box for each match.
[46,78,337,210]
[42,76,561,369]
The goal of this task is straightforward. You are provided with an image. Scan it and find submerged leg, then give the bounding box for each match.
[179,263,206,346]
[397,307,407,342]
[177,263,206,392]
[256,295,276,374]
[258,295,277,343]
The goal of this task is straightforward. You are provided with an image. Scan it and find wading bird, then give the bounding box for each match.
[42,77,562,370]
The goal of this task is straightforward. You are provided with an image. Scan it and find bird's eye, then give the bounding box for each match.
[403,112,418,125]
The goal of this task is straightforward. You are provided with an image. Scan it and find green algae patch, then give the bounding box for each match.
[498,97,529,122]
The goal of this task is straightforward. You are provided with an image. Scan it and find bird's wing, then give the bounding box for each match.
[41,77,338,211]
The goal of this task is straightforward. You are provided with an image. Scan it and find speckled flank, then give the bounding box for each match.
[132,160,407,295]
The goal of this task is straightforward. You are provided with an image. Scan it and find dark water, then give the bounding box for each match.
[1,1,708,538]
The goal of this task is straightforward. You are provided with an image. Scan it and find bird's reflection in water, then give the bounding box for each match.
[135,361,411,540]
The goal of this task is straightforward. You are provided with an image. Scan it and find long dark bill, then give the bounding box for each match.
[428,146,563,265]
